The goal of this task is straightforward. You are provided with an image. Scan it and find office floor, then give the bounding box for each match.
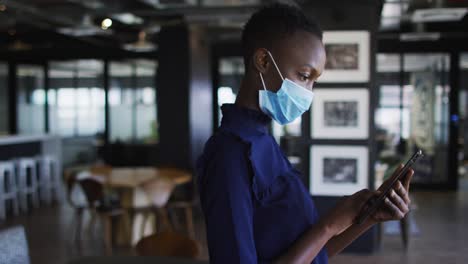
[0,183,467,264]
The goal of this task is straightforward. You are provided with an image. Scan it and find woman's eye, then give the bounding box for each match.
[299,73,310,81]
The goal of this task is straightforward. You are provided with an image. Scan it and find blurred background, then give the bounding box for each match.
[0,0,467,263]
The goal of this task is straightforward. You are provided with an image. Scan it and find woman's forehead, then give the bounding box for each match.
[274,31,326,69]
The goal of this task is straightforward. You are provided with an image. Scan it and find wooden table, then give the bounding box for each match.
[101,167,192,188]
[79,167,192,245]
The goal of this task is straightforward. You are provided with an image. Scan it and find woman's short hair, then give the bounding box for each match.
[241,2,322,68]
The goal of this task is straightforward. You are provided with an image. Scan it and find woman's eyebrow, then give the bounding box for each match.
[301,63,314,69]
[302,64,322,78]
[302,64,319,72]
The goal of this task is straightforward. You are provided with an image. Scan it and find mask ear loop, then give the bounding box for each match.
[259,72,267,91]
[266,50,284,81]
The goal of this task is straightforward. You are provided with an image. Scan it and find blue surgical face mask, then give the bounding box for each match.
[259,51,314,125]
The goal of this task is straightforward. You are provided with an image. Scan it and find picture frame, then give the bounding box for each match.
[311,88,369,139]
[310,145,368,196]
[318,31,370,83]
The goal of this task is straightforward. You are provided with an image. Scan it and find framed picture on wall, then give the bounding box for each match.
[318,31,370,83]
[310,145,368,196]
[311,88,369,139]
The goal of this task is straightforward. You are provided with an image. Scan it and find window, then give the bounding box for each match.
[376,52,451,184]
[17,65,45,134]
[0,63,7,135]
[460,54,468,125]
[217,57,243,126]
[109,59,158,144]
[376,54,406,149]
[459,53,468,167]
[48,60,105,137]
[379,0,409,31]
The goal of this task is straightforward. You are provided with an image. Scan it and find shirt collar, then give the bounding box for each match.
[220,104,271,137]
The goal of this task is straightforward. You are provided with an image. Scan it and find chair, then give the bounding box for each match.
[37,156,63,205]
[63,164,113,244]
[161,168,196,239]
[0,162,20,220]
[139,177,176,237]
[78,177,130,255]
[135,231,200,258]
[167,199,197,239]
[64,170,87,243]
[128,167,195,245]
[89,164,112,178]
[16,158,40,212]
[0,225,30,264]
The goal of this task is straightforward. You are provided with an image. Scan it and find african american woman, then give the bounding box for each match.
[197,3,413,264]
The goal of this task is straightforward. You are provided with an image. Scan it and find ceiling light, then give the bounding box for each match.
[59,27,112,37]
[58,15,112,37]
[112,13,143,25]
[145,24,161,34]
[123,31,157,52]
[412,8,468,23]
[382,3,402,18]
[400,32,441,42]
[101,18,112,30]
[8,40,32,51]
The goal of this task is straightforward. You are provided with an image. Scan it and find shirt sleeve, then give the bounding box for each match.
[199,141,257,264]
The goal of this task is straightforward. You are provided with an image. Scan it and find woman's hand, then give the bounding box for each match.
[370,164,414,222]
[322,166,414,258]
[321,165,414,237]
[321,189,374,236]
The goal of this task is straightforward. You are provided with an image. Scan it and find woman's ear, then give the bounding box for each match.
[253,48,269,74]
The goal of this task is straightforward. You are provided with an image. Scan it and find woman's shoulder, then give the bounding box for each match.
[202,130,250,159]
[197,130,250,176]
[196,131,253,195]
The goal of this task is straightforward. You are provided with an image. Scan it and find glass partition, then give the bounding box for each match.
[217,57,243,126]
[376,54,404,156]
[17,65,45,134]
[459,53,468,187]
[48,60,105,137]
[0,63,8,135]
[376,53,451,185]
[109,59,158,144]
[404,53,450,184]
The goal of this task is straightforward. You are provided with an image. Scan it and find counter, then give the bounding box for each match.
[0,134,62,176]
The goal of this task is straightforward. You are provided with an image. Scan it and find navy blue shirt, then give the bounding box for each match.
[197,104,328,264]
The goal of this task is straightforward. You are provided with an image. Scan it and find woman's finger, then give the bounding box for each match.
[403,169,414,191]
[395,181,410,204]
[384,197,405,219]
[388,189,409,214]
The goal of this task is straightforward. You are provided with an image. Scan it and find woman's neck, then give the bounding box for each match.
[235,75,261,112]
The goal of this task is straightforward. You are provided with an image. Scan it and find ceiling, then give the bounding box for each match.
[380,0,468,36]
[0,0,265,53]
[0,0,467,53]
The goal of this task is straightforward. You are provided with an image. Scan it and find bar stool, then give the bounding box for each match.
[37,156,63,205]
[0,162,20,220]
[16,158,40,212]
